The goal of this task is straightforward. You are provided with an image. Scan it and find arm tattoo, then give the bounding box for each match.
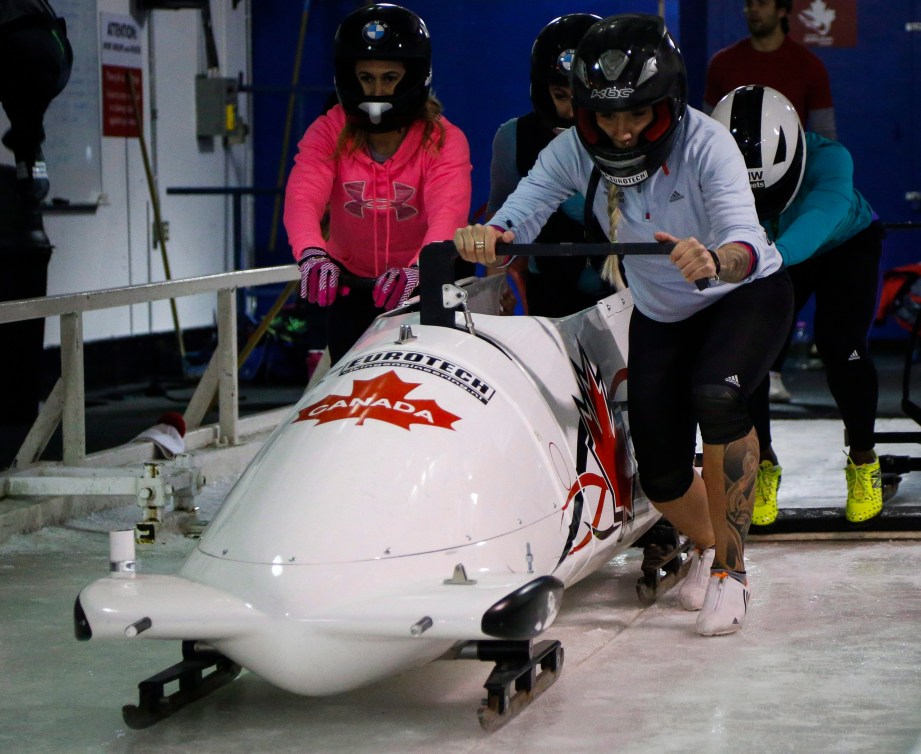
[714,243,754,284]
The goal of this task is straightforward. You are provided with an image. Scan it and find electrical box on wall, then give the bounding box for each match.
[195,75,247,142]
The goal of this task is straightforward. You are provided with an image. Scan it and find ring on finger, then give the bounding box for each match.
[474,240,486,250]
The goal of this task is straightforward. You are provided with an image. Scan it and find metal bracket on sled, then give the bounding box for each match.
[442,284,476,336]
[122,640,242,729]
[451,639,564,731]
[634,523,692,604]
[443,563,477,585]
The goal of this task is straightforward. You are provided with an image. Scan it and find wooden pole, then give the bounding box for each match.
[126,70,186,362]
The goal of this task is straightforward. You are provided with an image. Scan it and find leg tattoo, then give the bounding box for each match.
[721,430,760,570]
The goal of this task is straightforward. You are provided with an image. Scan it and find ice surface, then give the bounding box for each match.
[3,421,921,753]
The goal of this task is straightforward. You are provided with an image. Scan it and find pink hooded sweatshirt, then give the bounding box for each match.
[284,104,472,279]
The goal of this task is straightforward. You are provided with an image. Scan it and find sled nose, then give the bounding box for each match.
[74,596,92,640]
[75,574,266,642]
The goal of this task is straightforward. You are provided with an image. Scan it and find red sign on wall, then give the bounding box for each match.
[100,12,144,138]
[101,65,143,138]
[789,0,857,48]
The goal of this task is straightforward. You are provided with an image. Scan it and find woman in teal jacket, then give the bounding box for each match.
[714,85,884,526]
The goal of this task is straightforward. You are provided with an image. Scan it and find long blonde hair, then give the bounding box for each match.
[334,97,447,157]
[601,182,627,291]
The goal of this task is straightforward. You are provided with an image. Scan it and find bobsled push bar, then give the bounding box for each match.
[419,240,684,328]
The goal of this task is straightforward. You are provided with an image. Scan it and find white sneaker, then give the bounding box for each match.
[696,571,750,636]
[676,547,715,611]
[768,371,792,403]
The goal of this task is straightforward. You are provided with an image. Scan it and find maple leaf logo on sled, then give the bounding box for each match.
[561,346,636,557]
[294,370,461,431]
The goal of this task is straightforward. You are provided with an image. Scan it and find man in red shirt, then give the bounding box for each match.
[703,0,836,141]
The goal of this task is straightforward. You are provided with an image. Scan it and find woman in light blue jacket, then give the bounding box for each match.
[454,15,794,637]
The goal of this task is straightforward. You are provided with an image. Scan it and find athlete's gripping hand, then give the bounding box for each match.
[656,231,718,290]
[453,224,516,266]
[373,265,419,311]
[298,248,340,307]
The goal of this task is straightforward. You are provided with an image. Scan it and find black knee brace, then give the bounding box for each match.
[642,465,695,504]
[693,383,752,445]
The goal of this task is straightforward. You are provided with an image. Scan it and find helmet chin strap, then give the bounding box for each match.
[359,101,393,125]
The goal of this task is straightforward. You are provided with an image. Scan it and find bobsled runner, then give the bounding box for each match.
[74,241,688,731]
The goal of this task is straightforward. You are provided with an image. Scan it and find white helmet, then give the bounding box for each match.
[711,85,806,219]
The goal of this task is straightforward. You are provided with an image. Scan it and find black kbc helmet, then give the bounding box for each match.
[711,85,806,220]
[334,3,432,133]
[571,13,687,186]
[530,13,601,131]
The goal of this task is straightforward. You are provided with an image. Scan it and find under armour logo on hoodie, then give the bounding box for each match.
[343,181,418,220]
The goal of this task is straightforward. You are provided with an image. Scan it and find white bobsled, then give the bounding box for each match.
[74,242,682,729]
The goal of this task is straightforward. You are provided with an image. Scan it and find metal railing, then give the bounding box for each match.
[0,265,299,470]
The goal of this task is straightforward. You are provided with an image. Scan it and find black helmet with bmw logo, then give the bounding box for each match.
[530,13,601,131]
[571,13,687,186]
[334,3,432,133]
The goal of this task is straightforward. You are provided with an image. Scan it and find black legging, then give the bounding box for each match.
[628,269,794,503]
[324,285,381,366]
[749,220,885,452]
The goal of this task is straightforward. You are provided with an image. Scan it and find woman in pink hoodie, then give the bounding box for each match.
[284,3,472,364]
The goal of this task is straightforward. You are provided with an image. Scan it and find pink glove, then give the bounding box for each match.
[372,265,419,310]
[298,248,340,307]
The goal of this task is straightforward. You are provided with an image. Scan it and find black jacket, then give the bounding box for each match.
[0,0,60,28]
